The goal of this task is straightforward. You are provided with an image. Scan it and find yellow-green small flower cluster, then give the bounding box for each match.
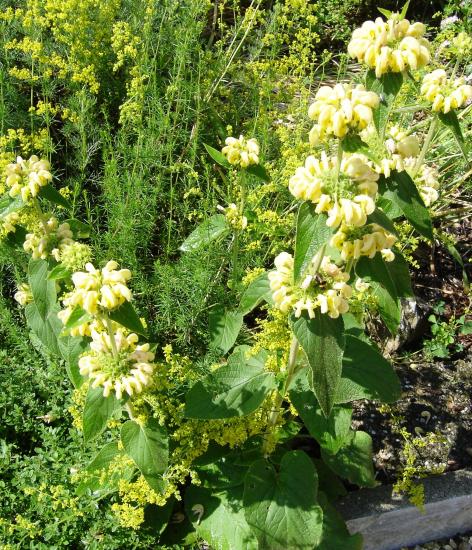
[218,203,248,231]
[59,241,93,271]
[79,327,155,399]
[289,153,379,228]
[23,216,74,261]
[58,260,132,324]
[420,69,472,113]
[5,155,52,202]
[331,224,397,262]
[221,135,260,168]
[348,15,430,77]
[308,84,379,143]
[268,252,352,319]
[452,31,472,58]
[14,282,32,306]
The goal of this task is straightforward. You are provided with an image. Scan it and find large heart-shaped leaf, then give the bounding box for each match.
[179,214,229,253]
[243,451,323,549]
[83,386,121,443]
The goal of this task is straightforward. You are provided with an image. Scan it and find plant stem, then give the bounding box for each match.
[263,336,299,456]
[230,170,247,287]
[413,117,438,178]
[335,139,343,202]
[32,198,48,232]
[104,316,118,359]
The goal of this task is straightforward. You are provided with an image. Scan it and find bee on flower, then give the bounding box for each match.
[5,155,53,202]
[308,83,379,144]
[268,252,352,319]
[348,14,430,77]
[221,135,259,168]
[23,216,74,261]
[79,327,155,399]
[58,261,132,329]
[420,69,472,113]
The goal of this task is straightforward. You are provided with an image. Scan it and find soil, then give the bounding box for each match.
[353,217,472,484]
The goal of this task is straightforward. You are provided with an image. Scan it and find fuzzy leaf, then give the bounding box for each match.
[291,311,345,417]
[83,387,121,443]
[335,335,401,404]
[185,485,258,550]
[87,442,121,472]
[366,208,399,237]
[238,272,272,315]
[204,143,232,168]
[121,418,168,489]
[47,264,72,281]
[179,214,229,253]
[366,71,403,137]
[322,431,377,487]
[244,451,323,549]
[317,492,363,549]
[209,307,243,355]
[294,204,332,284]
[246,163,270,182]
[39,184,72,209]
[108,300,147,337]
[380,171,433,240]
[185,358,275,419]
[0,195,23,218]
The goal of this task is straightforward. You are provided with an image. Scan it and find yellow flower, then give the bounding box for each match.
[5,155,52,202]
[23,217,74,261]
[404,159,439,207]
[79,327,155,400]
[14,282,32,306]
[289,153,378,229]
[348,15,430,77]
[308,84,379,143]
[331,224,397,261]
[58,261,133,328]
[217,203,248,230]
[420,69,472,113]
[268,253,352,319]
[221,135,260,168]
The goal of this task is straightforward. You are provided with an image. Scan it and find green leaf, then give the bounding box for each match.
[400,0,410,18]
[0,195,23,218]
[121,418,168,490]
[289,368,353,454]
[58,335,87,388]
[366,208,399,237]
[47,264,72,281]
[185,358,276,419]
[377,7,392,18]
[245,163,270,182]
[366,71,403,137]
[62,305,92,331]
[438,111,464,143]
[244,451,323,549]
[87,442,121,472]
[335,335,401,404]
[209,307,243,355]
[83,387,121,443]
[185,485,258,550]
[238,272,273,315]
[196,452,248,489]
[342,135,379,163]
[355,254,397,300]
[385,253,413,297]
[204,143,232,168]
[64,218,92,238]
[291,311,345,417]
[179,214,229,253]
[317,492,363,550]
[373,282,401,333]
[28,259,57,319]
[380,171,433,240]
[108,300,147,337]
[314,459,347,500]
[294,204,332,284]
[25,302,62,356]
[39,184,72,209]
[322,431,377,487]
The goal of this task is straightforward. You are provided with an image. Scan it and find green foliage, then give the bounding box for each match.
[424,301,472,359]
